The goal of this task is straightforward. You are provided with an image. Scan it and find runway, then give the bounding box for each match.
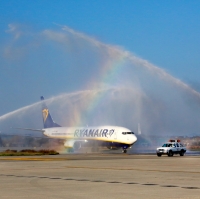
[0,154,200,199]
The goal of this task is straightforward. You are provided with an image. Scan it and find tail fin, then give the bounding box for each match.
[41,96,61,128]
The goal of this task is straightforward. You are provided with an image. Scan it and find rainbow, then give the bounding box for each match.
[54,54,128,153]
[70,53,127,128]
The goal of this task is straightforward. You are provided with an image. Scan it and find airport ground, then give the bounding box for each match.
[0,153,200,199]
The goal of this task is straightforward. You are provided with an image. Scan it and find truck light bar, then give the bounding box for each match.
[168,139,180,143]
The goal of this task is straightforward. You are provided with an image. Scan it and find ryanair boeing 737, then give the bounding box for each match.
[18,96,137,153]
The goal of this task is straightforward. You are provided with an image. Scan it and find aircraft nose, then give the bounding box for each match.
[132,134,137,144]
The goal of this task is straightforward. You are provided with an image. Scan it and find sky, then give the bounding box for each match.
[0,1,200,135]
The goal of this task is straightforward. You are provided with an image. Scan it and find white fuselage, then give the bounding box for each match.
[43,126,137,145]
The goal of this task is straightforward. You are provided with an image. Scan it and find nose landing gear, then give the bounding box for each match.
[122,149,127,153]
[122,145,128,153]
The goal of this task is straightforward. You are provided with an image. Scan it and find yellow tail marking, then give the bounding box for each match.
[42,109,49,122]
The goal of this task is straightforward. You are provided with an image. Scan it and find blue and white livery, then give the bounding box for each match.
[20,96,137,153]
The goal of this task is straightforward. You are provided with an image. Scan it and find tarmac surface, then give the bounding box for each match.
[0,153,200,199]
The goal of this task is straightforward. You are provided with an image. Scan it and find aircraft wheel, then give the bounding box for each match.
[122,149,127,153]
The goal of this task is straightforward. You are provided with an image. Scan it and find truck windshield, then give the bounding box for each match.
[162,144,172,147]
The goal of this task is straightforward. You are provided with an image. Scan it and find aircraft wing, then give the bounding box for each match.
[0,133,50,139]
[11,127,45,133]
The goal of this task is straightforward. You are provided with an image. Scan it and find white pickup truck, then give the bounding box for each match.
[156,140,186,157]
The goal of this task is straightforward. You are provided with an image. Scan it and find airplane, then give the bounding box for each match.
[17,96,137,153]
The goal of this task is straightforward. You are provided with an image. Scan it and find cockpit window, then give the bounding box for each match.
[122,132,134,135]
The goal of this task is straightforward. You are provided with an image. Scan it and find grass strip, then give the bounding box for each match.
[0,149,59,156]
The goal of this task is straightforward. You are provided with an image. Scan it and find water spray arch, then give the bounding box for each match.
[1,25,200,139]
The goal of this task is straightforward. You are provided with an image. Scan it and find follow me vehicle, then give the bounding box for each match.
[156,140,186,157]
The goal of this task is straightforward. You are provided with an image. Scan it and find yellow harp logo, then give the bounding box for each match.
[42,109,49,122]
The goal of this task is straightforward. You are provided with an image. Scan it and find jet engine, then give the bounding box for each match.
[64,140,86,152]
[73,141,82,150]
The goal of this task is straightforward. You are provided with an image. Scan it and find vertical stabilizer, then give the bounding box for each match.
[41,96,61,128]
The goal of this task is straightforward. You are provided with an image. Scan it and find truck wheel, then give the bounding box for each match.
[180,150,184,156]
[168,150,173,157]
[157,153,162,157]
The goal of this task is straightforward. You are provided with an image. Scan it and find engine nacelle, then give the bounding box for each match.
[64,140,84,151]
[73,141,82,150]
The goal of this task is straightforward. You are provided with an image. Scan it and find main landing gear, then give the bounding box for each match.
[122,148,127,153]
[122,145,129,153]
[122,149,127,153]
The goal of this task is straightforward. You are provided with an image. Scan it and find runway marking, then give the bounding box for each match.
[107,181,121,183]
[182,187,200,189]
[161,185,178,188]
[142,183,158,186]
[0,173,199,190]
